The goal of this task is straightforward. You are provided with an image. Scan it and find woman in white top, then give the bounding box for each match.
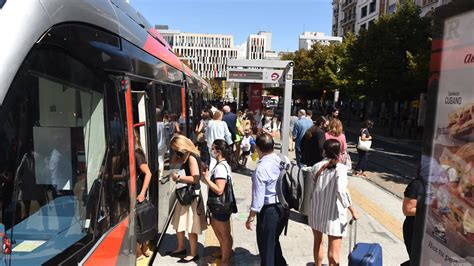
[257,109,279,137]
[309,139,359,266]
[205,110,233,170]
[202,139,234,265]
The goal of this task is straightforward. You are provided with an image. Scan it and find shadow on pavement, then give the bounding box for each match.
[234,247,260,265]
[376,172,413,184]
[154,233,206,264]
[234,166,254,177]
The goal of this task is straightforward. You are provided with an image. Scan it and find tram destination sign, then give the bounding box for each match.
[228,70,263,81]
[227,69,284,84]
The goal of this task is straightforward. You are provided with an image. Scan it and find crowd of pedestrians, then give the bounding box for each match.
[135,103,382,265]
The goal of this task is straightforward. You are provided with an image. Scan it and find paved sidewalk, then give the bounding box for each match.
[152,153,409,265]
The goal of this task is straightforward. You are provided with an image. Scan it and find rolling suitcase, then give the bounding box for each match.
[348,219,383,266]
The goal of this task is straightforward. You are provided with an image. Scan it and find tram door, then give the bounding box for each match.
[130,81,156,206]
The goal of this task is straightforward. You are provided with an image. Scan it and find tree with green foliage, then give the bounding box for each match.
[347,2,432,101]
[204,78,221,99]
[285,2,432,104]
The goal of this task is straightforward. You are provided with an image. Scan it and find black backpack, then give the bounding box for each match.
[136,199,157,244]
[276,155,303,211]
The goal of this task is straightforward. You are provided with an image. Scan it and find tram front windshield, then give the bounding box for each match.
[0,47,108,262]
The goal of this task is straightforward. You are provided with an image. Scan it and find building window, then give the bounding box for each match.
[422,0,438,6]
[360,23,366,30]
[369,0,376,13]
[361,6,367,18]
[369,19,375,28]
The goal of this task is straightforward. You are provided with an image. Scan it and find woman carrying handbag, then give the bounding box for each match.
[202,139,237,265]
[353,120,374,177]
[168,135,207,263]
[133,129,154,260]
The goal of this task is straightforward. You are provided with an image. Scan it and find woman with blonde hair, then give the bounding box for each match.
[324,118,347,162]
[167,134,207,263]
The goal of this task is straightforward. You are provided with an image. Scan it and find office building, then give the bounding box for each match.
[155,25,238,79]
[247,34,266,60]
[246,31,279,60]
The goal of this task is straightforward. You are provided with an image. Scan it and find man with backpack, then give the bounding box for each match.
[245,133,288,266]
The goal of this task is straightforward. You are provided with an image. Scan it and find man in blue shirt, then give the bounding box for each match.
[292,109,313,166]
[245,134,288,266]
[222,105,237,142]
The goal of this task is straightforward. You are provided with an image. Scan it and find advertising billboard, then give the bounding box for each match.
[417,2,474,265]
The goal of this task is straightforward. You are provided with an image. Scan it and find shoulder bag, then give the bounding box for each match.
[356,128,372,151]
[207,162,238,215]
[176,183,196,206]
[175,155,202,206]
[342,152,352,170]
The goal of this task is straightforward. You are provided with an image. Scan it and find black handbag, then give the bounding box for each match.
[175,184,196,206]
[136,199,157,244]
[207,163,238,215]
[175,155,202,206]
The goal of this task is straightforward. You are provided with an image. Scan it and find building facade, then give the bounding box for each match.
[299,32,343,50]
[415,0,451,16]
[356,0,380,32]
[340,0,358,35]
[246,31,280,60]
[156,26,238,79]
[332,0,341,36]
[333,0,451,37]
[247,34,266,60]
[379,0,450,16]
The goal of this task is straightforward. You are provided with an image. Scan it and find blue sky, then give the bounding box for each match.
[130,0,333,53]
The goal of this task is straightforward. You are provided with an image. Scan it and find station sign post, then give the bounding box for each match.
[227,60,293,156]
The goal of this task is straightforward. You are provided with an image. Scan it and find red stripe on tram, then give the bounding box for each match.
[83,217,129,266]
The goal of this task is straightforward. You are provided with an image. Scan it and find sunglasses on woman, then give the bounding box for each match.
[175,151,185,159]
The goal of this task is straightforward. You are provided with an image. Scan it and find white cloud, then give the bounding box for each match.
[235,41,247,59]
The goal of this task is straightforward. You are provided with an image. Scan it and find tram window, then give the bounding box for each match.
[0,48,107,262]
[154,83,183,232]
[159,84,183,134]
[105,84,130,226]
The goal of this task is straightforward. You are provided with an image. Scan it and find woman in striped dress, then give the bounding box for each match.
[309,139,359,266]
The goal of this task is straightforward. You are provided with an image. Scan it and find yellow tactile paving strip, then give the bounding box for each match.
[348,184,404,241]
[136,252,151,266]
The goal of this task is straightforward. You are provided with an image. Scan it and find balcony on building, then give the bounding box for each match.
[340,13,356,26]
[342,0,356,9]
